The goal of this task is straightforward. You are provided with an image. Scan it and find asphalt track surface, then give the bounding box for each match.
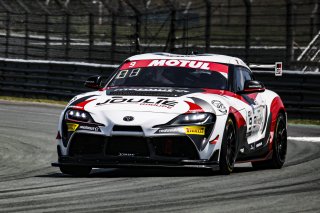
[0,100,319,213]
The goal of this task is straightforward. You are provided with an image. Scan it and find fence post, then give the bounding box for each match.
[310,16,314,41]
[65,13,70,61]
[169,9,176,53]
[135,13,141,54]
[44,14,49,60]
[244,0,251,63]
[111,13,116,64]
[123,0,141,54]
[286,0,294,68]
[24,13,29,59]
[317,0,320,33]
[182,13,187,51]
[205,0,211,53]
[5,12,10,58]
[88,13,94,61]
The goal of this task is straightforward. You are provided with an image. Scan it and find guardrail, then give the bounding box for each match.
[0,58,117,99]
[0,59,319,120]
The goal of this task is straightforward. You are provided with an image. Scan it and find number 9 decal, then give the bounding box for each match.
[129,61,136,68]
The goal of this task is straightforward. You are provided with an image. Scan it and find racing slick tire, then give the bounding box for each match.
[252,113,287,170]
[59,166,92,177]
[219,117,237,175]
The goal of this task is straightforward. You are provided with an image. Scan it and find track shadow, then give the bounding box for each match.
[37,164,254,178]
[37,168,214,178]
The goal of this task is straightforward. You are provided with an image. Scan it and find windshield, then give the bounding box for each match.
[108,60,229,90]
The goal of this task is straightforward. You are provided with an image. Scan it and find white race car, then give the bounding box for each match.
[52,53,287,175]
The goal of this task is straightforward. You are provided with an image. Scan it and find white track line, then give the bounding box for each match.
[288,137,320,143]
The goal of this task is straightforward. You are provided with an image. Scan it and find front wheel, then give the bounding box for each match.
[219,117,237,175]
[252,113,287,169]
[60,166,92,177]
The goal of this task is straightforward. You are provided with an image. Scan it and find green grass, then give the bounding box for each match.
[0,96,67,106]
[287,119,320,126]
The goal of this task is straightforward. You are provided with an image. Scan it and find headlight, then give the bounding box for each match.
[65,109,93,122]
[169,113,215,125]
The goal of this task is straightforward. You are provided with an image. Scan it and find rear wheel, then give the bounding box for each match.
[219,117,237,175]
[252,113,287,169]
[59,166,92,177]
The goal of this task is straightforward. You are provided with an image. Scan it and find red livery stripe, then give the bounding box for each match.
[229,106,246,128]
[185,101,204,113]
[75,99,96,110]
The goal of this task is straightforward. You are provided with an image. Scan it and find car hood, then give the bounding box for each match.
[67,87,230,115]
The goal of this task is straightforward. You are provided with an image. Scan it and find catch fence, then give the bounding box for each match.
[0,0,319,68]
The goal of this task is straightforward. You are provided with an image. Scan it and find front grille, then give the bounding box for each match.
[151,137,199,160]
[68,134,199,161]
[69,133,105,156]
[112,125,143,132]
[105,136,149,157]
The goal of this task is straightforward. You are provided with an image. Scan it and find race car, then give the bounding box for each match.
[52,52,287,176]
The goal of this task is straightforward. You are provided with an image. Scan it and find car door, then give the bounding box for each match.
[233,66,267,144]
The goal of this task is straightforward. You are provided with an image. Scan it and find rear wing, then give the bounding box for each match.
[249,62,282,76]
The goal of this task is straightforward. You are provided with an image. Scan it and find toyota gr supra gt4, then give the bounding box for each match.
[52,53,287,176]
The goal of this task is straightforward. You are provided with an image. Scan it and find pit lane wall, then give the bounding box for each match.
[0,58,319,120]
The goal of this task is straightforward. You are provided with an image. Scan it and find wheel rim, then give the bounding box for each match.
[276,119,287,163]
[226,122,236,169]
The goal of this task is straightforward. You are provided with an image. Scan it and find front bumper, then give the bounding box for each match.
[52,157,219,169]
[53,132,220,169]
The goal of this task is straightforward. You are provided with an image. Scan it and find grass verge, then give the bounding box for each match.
[0,96,67,105]
[287,119,320,126]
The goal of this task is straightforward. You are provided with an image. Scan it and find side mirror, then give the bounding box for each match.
[84,75,102,89]
[238,80,265,94]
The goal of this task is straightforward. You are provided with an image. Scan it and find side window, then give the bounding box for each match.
[234,66,253,92]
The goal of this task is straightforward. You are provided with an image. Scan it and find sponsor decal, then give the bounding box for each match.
[183,126,205,135]
[96,97,178,109]
[155,126,206,135]
[155,127,184,134]
[212,100,227,114]
[113,88,190,93]
[119,153,135,157]
[119,60,229,73]
[67,123,79,132]
[78,125,101,132]
[256,141,263,148]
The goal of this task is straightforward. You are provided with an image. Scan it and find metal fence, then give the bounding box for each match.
[0,0,319,68]
[0,59,319,120]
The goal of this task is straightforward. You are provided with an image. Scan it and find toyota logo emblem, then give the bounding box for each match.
[123,116,134,122]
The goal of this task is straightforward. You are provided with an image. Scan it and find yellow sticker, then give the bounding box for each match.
[67,123,79,132]
[183,126,205,135]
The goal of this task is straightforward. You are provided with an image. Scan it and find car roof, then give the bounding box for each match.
[126,52,250,70]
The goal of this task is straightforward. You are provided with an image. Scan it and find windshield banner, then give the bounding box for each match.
[120,59,228,73]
